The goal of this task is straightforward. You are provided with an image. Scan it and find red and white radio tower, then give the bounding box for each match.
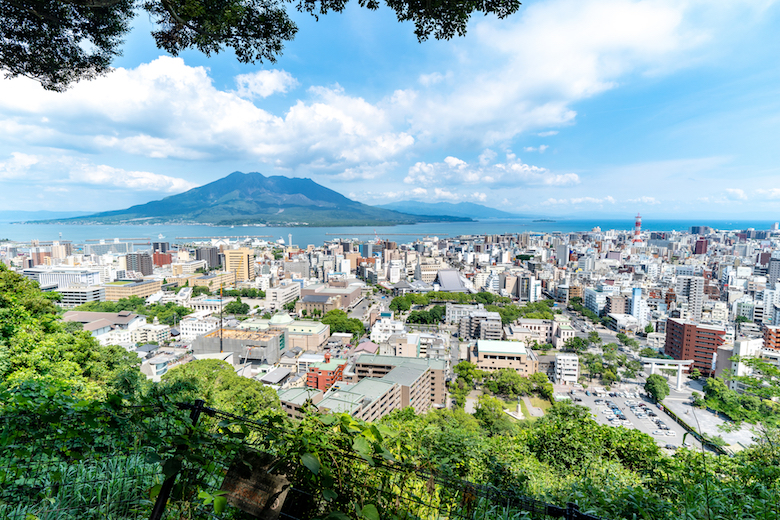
[633,213,642,244]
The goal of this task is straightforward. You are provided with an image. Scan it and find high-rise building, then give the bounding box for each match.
[126,252,153,276]
[764,325,780,351]
[664,318,725,376]
[769,258,780,289]
[222,248,255,282]
[675,276,704,322]
[196,246,220,269]
[694,238,708,255]
[152,241,170,253]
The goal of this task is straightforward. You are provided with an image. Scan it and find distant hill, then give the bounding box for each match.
[36,172,471,226]
[375,201,520,219]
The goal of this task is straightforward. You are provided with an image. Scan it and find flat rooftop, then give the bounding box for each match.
[204,328,283,341]
[476,339,529,355]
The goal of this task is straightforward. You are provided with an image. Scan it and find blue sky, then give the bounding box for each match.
[1,0,779,218]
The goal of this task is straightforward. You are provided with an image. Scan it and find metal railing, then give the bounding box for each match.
[0,401,605,520]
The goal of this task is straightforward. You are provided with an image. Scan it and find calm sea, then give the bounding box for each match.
[0,218,776,247]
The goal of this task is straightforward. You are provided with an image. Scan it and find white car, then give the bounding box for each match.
[652,430,667,435]
[666,431,677,436]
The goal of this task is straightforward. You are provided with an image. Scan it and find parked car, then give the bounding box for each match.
[665,444,677,450]
[666,431,677,436]
[652,430,666,435]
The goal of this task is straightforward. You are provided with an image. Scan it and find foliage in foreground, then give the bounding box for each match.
[1,264,780,520]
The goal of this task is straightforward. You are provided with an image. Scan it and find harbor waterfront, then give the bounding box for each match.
[2,218,777,246]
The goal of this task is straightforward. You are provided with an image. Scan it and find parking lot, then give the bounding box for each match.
[561,385,702,453]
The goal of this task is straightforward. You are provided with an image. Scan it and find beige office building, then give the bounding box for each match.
[470,339,539,376]
[223,248,255,282]
[103,280,162,301]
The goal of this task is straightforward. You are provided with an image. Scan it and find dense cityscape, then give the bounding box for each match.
[4,216,780,457]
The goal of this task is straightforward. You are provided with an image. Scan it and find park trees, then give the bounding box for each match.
[644,373,669,402]
[321,309,364,339]
[563,336,588,353]
[161,359,280,417]
[224,296,250,315]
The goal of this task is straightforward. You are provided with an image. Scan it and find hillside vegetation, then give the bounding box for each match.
[0,264,778,519]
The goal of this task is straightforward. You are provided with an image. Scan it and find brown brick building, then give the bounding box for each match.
[664,318,725,375]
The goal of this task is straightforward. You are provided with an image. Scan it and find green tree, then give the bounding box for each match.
[645,373,669,402]
[225,296,250,315]
[453,361,482,388]
[689,367,702,380]
[588,330,601,345]
[321,309,364,339]
[639,347,660,358]
[563,336,588,353]
[0,0,522,92]
[473,394,514,436]
[644,323,655,334]
[735,315,751,323]
[161,359,280,417]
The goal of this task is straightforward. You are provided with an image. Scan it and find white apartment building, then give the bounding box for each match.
[554,353,579,384]
[676,275,704,322]
[267,282,301,310]
[370,316,406,343]
[445,302,484,324]
[179,314,220,340]
[59,285,105,308]
[23,267,101,290]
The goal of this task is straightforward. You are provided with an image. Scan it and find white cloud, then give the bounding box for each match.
[543,195,616,205]
[725,188,747,200]
[69,164,197,192]
[627,196,660,204]
[523,145,549,153]
[235,70,298,98]
[0,152,195,193]
[404,0,713,144]
[537,131,559,137]
[404,150,579,187]
[0,152,39,179]
[0,57,414,171]
[335,162,397,181]
[434,188,459,201]
[755,188,780,200]
[471,192,487,202]
[418,71,452,86]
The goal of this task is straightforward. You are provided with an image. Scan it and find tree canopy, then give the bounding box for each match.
[644,373,669,402]
[1,0,522,92]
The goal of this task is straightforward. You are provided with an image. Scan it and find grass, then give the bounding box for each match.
[498,397,535,421]
[529,397,552,411]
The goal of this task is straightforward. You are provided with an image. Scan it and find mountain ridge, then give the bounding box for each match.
[34,172,471,227]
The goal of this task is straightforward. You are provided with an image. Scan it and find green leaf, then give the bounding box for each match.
[162,458,182,478]
[322,488,338,501]
[361,504,380,520]
[353,436,372,456]
[149,484,162,500]
[214,495,227,514]
[198,490,214,505]
[325,512,351,520]
[301,452,320,474]
[320,414,337,425]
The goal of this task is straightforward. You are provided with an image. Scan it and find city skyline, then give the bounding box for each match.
[1,0,779,218]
